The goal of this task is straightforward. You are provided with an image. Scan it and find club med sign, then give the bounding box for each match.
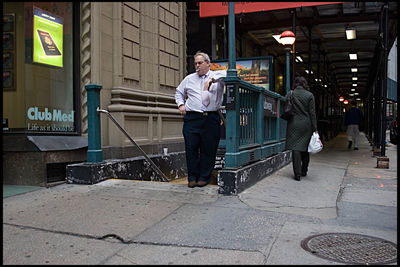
[199,2,343,18]
[27,107,74,122]
[26,106,75,132]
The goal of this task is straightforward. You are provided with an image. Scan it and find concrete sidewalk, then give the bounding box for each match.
[3,132,397,265]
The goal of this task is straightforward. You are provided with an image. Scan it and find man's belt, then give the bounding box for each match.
[186,111,218,116]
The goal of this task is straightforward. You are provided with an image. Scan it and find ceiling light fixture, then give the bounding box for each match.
[346,26,356,40]
[349,53,357,60]
[352,77,358,81]
[352,83,357,87]
[296,56,303,62]
[280,30,296,46]
[351,68,358,72]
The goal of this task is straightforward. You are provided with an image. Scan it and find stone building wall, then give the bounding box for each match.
[81,2,186,158]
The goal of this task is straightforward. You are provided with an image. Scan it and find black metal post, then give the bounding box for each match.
[380,4,388,156]
[292,9,296,82]
[308,25,312,86]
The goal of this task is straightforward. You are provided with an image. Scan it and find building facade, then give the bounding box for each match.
[3,2,188,186]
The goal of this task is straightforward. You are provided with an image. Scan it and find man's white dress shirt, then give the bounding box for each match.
[175,70,226,112]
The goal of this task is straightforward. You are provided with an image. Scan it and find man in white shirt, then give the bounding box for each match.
[175,51,226,188]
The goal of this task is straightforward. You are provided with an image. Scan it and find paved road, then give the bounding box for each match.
[3,132,397,264]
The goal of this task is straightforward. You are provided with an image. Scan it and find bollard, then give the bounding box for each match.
[377,156,389,169]
[85,84,103,162]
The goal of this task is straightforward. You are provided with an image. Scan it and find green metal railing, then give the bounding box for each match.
[223,77,287,168]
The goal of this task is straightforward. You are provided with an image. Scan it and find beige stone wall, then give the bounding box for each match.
[81,2,186,153]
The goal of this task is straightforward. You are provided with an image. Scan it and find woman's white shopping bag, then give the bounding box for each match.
[308,132,323,154]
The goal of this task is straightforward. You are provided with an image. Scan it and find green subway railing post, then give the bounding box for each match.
[227,2,237,79]
[276,98,281,143]
[256,90,264,145]
[85,84,103,162]
[224,2,240,168]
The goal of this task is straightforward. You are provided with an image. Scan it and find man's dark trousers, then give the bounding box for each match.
[183,112,221,183]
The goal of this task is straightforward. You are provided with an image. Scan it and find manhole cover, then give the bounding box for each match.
[301,233,397,264]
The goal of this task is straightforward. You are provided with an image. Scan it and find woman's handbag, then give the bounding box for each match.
[308,132,323,154]
[281,90,294,121]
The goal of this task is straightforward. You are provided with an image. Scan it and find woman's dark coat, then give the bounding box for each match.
[285,86,317,151]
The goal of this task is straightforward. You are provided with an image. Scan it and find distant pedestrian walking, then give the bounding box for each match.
[344,101,363,150]
[285,76,318,181]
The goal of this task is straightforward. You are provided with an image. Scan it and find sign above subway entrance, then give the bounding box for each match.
[199,2,343,18]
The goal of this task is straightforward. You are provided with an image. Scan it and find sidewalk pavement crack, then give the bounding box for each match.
[3,222,133,244]
[336,162,349,214]
[4,222,266,252]
[262,223,284,264]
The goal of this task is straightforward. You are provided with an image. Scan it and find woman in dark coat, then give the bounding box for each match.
[285,76,318,181]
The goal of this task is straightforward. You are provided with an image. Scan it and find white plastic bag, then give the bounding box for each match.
[308,132,323,154]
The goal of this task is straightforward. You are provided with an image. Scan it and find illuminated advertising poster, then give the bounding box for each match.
[33,7,63,67]
[211,57,271,90]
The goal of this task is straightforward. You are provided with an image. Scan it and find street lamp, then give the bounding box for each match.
[280,30,296,93]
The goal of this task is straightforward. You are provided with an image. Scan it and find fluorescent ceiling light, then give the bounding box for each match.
[354,93,359,95]
[352,77,358,81]
[346,27,356,40]
[349,53,357,60]
[356,98,361,101]
[352,83,357,87]
[349,93,354,96]
[351,88,356,92]
[351,68,358,72]
[296,56,303,62]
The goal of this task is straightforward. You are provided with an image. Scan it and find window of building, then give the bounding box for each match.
[3,2,79,134]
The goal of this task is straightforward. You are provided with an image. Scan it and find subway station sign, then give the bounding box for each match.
[33,7,64,67]
[199,2,343,17]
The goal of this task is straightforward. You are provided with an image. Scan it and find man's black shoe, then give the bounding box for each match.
[294,175,301,181]
[188,181,197,188]
[197,181,209,187]
[348,141,352,149]
[301,172,307,176]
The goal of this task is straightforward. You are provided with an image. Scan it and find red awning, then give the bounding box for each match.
[199,2,343,18]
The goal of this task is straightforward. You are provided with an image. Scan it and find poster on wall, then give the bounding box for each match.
[33,7,63,68]
[211,57,272,90]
